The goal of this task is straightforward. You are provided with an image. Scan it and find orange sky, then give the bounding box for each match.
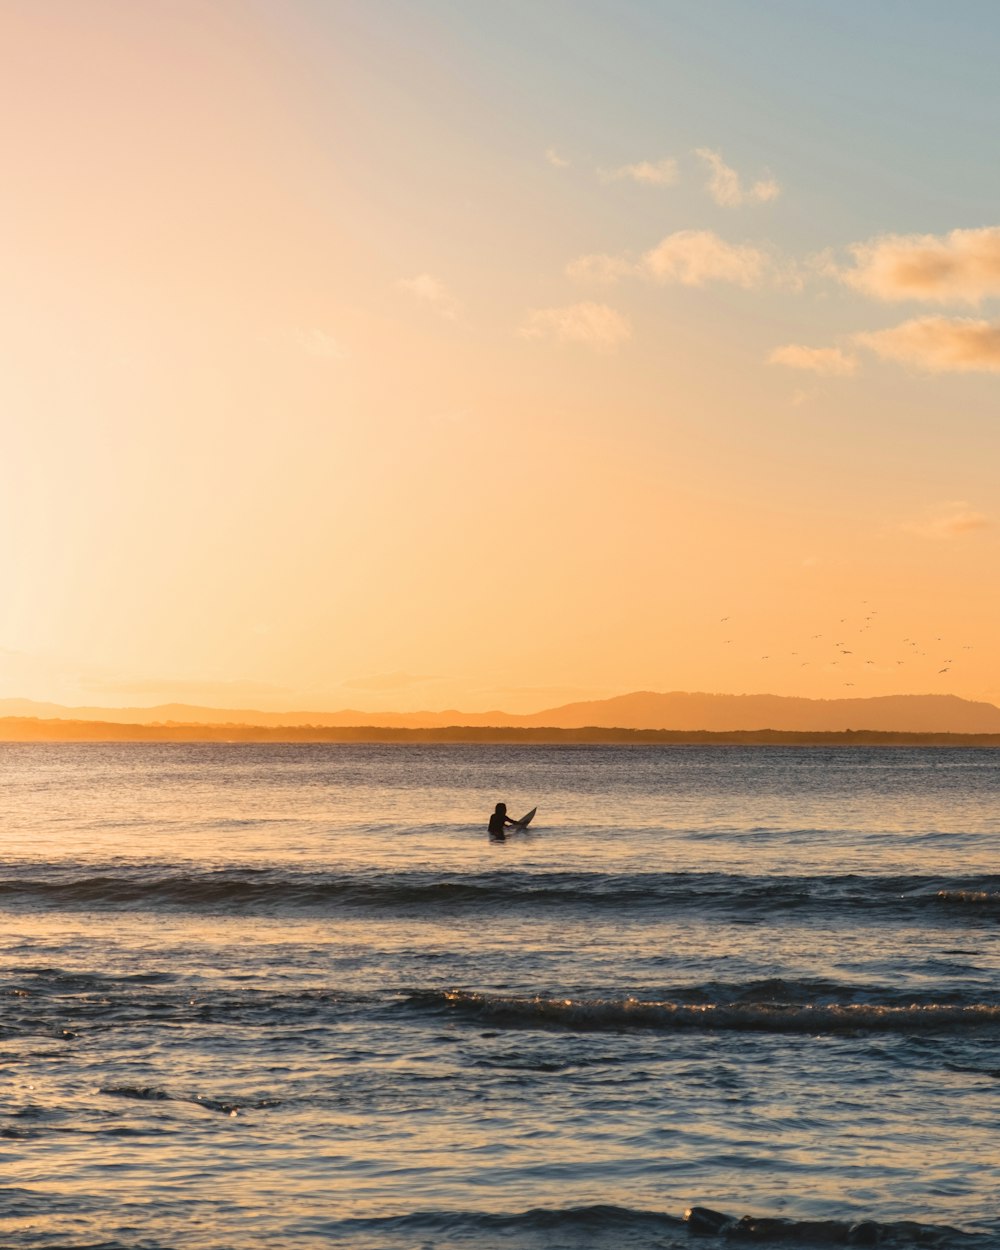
[2,1,999,714]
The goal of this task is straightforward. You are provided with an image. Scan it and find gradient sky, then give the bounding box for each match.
[3,0,1000,713]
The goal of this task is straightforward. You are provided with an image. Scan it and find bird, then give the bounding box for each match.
[938,667,950,674]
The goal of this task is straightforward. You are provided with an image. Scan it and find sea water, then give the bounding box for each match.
[1,743,999,1249]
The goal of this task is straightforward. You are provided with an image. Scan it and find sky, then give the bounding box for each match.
[2,0,1000,715]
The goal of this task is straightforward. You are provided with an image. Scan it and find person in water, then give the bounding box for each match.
[488,802,516,838]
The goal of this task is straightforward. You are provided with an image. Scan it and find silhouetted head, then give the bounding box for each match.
[494,802,506,815]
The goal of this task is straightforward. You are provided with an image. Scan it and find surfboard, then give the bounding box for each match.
[511,807,536,829]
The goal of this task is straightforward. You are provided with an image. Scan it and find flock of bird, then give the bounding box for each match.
[717,605,971,687]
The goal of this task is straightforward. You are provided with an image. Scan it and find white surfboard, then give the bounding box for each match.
[510,807,536,829]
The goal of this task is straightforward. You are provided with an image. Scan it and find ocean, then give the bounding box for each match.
[2,742,999,1249]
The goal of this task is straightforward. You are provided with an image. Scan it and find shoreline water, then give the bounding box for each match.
[4,742,1000,1247]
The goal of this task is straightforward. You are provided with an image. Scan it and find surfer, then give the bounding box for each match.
[488,802,516,839]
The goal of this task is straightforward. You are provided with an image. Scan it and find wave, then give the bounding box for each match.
[407,988,1000,1036]
[7,967,998,1042]
[101,1084,281,1116]
[937,890,1000,911]
[2,864,999,919]
[295,1203,978,1247]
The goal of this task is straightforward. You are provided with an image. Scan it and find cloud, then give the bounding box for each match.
[843,227,1000,304]
[81,678,294,705]
[696,148,780,206]
[399,274,461,318]
[519,302,631,349]
[768,344,858,375]
[902,503,993,539]
[565,253,638,284]
[289,327,346,360]
[567,231,771,289]
[856,316,1000,372]
[600,158,679,186]
[341,672,437,692]
[545,147,571,168]
[643,229,768,287]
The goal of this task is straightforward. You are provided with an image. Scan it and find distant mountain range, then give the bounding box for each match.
[3,691,1000,734]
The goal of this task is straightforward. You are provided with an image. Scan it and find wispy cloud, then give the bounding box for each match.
[902,503,993,539]
[565,253,637,283]
[399,274,461,319]
[843,227,1000,304]
[341,671,437,692]
[568,230,770,289]
[289,327,346,360]
[83,677,295,705]
[519,302,631,350]
[768,344,858,375]
[545,147,571,168]
[696,148,780,207]
[644,229,768,287]
[599,157,678,186]
[857,316,1000,372]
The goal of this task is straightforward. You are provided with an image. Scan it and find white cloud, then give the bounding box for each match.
[399,274,461,318]
[843,227,1000,304]
[696,148,780,207]
[643,229,768,287]
[902,503,993,539]
[519,302,631,350]
[856,316,1000,372]
[600,157,679,186]
[545,147,571,168]
[768,344,858,375]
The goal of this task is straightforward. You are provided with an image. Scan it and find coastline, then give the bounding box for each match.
[4,716,1000,746]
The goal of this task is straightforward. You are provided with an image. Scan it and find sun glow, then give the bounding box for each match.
[2,1,999,719]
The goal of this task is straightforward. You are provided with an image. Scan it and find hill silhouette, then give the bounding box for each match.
[2,691,1000,734]
[516,691,1000,733]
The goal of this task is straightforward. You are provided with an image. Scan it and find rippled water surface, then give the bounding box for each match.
[2,744,999,1249]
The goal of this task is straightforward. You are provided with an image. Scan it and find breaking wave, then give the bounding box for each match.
[408,987,1000,1036]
